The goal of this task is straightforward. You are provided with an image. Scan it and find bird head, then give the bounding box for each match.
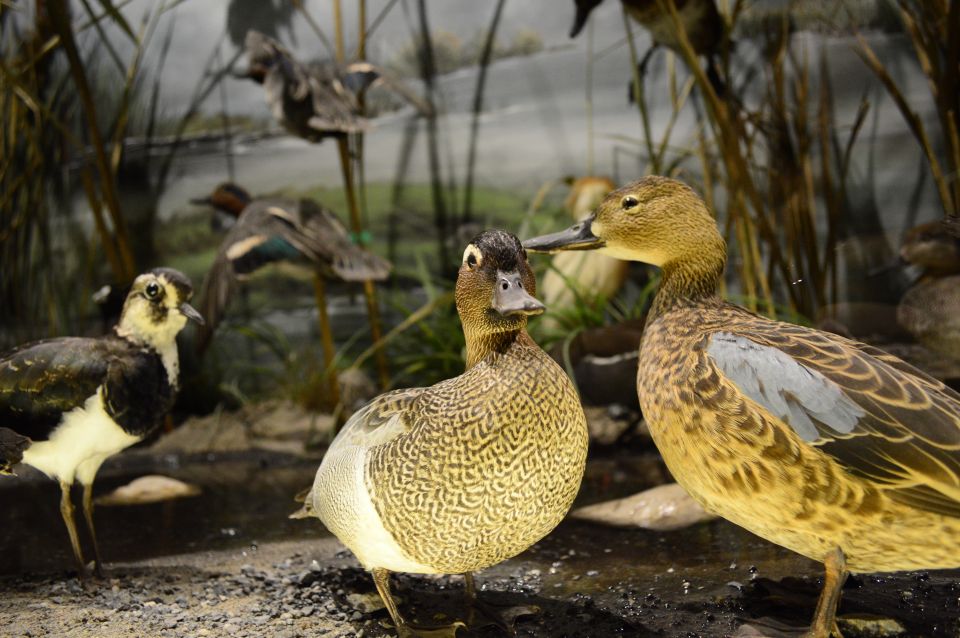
[190,182,252,217]
[117,268,203,348]
[456,230,544,337]
[523,176,725,268]
[900,220,960,275]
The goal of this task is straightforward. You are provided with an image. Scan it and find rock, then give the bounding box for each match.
[571,483,717,531]
[96,475,201,506]
[344,592,385,614]
[837,615,906,637]
[583,406,633,445]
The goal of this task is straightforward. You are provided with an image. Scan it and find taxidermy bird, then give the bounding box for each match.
[239,30,432,143]
[570,0,727,96]
[540,176,627,331]
[293,230,588,637]
[898,219,960,362]
[523,176,960,637]
[192,182,391,347]
[0,268,202,577]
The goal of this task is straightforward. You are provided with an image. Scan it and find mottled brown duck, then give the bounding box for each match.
[897,219,960,362]
[523,176,960,637]
[293,230,587,637]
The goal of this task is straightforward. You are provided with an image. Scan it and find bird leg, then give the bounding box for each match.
[81,482,105,577]
[463,572,539,635]
[312,274,342,418]
[806,548,847,638]
[371,568,464,638]
[58,481,87,578]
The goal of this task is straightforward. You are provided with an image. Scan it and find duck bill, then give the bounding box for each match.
[179,302,205,325]
[492,271,545,317]
[522,216,605,254]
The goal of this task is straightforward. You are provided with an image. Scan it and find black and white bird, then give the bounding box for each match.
[0,268,203,576]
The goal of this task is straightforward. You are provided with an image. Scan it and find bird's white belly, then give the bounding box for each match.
[312,446,435,574]
[20,388,140,485]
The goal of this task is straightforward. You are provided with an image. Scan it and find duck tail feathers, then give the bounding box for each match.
[0,428,29,475]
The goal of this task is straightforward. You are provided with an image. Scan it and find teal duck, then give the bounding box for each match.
[523,176,960,637]
[0,269,202,576]
[191,182,391,350]
[293,230,588,636]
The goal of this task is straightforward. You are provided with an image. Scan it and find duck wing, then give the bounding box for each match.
[297,199,392,282]
[197,202,311,349]
[327,388,422,455]
[702,318,960,518]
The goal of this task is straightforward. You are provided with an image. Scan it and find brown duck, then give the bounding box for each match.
[294,230,588,636]
[523,176,960,637]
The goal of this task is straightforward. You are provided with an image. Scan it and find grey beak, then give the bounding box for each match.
[522,215,605,254]
[492,271,545,317]
[180,302,205,325]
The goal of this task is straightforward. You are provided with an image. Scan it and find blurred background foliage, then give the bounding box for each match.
[1,0,957,420]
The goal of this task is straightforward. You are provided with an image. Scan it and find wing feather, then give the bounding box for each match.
[327,388,421,456]
[704,320,960,518]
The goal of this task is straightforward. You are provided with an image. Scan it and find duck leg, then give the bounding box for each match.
[806,548,847,638]
[312,274,342,415]
[371,568,464,638]
[58,480,87,577]
[463,572,539,635]
[81,481,105,577]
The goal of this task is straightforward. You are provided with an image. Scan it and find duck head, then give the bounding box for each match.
[239,30,288,84]
[523,176,725,269]
[116,268,203,348]
[900,220,960,275]
[456,230,544,344]
[190,182,252,218]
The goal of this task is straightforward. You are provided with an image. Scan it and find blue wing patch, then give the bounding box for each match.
[706,332,865,441]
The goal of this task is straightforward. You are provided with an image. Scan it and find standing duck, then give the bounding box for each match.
[897,219,960,362]
[0,268,202,576]
[523,176,960,637]
[293,230,588,636]
[191,182,391,351]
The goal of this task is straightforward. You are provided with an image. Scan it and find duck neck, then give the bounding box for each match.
[651,251,725,318]
[464,327,529,369]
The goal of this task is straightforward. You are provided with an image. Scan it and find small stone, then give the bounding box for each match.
[837,615,907,637]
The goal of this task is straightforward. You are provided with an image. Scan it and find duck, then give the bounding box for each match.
[0,268,202,577]
[569,0,726,95]
[191,182,391,353]
[897,219,960,362]
[539,176,628,331]
[522,176,960,637]
[292,230,588,637]
[239,30,432,143]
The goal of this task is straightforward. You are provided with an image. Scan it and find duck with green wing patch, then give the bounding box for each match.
[293,230,588,637]
[523,176,960,638]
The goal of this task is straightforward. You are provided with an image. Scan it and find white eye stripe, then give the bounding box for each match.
[462,244,483,268]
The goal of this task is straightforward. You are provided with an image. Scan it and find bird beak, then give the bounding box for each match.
[492,270,545,317]
[570,5,591,38]
[522,215,605,254]
[179,302,205,325]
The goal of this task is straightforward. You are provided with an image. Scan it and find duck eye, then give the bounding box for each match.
[462,244,482,270]
[145,282,162,300]
[466,253,478,268]
[622,196,639,210]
